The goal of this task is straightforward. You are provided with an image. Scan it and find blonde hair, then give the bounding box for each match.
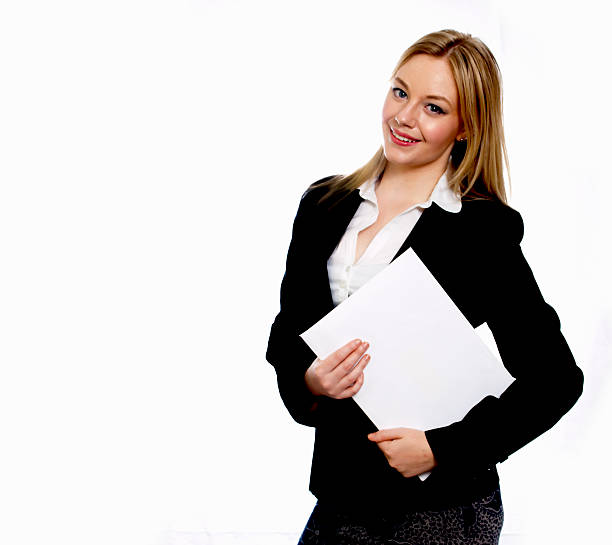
[310,29,511,209]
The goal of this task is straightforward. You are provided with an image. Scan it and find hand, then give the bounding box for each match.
[367,427,438,478]
[304,339,370,399]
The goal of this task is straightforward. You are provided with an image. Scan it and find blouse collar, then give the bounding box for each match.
[358,161,462,214]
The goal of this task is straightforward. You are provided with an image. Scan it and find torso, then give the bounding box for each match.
[354,219,388,264]
[353,192,422,264]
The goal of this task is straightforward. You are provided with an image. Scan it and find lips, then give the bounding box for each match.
[389,126,420,146]
[391,127,420,141]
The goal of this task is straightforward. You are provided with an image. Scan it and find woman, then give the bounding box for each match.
[265,29,584,544]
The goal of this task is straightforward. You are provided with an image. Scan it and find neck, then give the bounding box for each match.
[379,158,450,203]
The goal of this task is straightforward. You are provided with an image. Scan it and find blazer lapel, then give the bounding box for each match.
[390,201,444,263]
[316,189,363,262]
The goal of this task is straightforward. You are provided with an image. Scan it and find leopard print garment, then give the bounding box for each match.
[297,486,504,545]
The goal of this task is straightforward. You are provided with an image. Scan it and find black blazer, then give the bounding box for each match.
[265,176,584,515]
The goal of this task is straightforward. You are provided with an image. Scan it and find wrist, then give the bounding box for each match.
[304,363,321,396]
[423,430,438,468]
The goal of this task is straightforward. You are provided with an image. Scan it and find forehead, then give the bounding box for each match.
[394,55,458,103]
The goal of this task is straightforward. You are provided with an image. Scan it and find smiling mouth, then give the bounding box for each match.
[390,127,420,143]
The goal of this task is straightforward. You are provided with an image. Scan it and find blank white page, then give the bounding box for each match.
[300,248,514,480]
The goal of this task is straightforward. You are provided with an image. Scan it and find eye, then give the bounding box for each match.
[392,87,407,99]
[427,103,446,115]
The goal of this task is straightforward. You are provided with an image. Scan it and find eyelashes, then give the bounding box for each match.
[392,87,408,99]
[427,103,445,115]
[391,87,446,115]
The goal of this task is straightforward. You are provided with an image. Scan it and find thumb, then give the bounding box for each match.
[367,428,404,442]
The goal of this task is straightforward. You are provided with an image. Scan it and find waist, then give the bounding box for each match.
[308,399,500,515]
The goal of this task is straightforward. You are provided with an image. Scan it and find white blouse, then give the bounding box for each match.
[327,164,462,307]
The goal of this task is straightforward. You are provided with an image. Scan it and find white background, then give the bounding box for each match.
[0,1,610,544]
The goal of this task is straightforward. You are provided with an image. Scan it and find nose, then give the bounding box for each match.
[395,101,418,127]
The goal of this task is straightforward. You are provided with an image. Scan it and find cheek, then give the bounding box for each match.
[422,120,458,144]
[381,98,395,121]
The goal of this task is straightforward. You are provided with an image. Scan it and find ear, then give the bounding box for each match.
[456,120,467,142]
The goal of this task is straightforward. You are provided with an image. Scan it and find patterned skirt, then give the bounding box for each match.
[297,485,504,545]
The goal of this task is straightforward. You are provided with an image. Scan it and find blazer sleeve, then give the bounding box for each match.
[265,187,322,428]
[424,207,584,470]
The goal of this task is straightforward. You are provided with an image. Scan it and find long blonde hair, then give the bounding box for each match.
[310,29,511,209]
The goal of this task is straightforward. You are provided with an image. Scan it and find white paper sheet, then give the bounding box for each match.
[299,248,514,481]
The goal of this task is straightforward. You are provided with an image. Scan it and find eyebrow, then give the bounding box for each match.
[393,77,451,106]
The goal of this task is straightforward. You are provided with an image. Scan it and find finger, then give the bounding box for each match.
[322,338,363,371]
[338,352,370,389]
[367,428,405,442]
[345,371,364,397]
[334,368,361,399]
[332,342,370,380]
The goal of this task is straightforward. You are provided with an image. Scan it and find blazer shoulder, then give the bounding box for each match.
[300,174,338,200]
[462,198,524,245]
[296,174,341,213]
[290,175,339,228]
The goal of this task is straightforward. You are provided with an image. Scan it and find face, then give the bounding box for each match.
[381,54,465,173]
